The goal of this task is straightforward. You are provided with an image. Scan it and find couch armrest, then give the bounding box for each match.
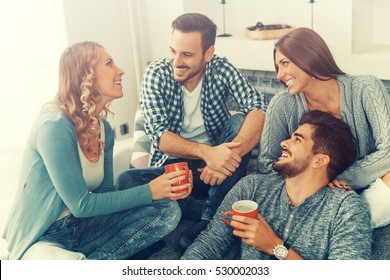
[113,137,133,180]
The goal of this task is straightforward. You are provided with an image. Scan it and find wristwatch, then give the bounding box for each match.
[271,243,290,260]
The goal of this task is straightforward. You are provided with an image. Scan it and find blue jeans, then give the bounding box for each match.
[37,200,180,259]
[117,114,251,221]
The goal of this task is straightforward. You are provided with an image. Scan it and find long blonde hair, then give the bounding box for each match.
[48,41,112,162]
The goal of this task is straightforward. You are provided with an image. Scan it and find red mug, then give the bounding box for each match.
[164,162,189,193]
[223,200,258,230]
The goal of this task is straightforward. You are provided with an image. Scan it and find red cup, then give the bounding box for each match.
[164,162,189,193]
[223,200,258,230]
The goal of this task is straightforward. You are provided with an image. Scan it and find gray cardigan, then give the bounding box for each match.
[257,74,390,190]
[182,174,372,260]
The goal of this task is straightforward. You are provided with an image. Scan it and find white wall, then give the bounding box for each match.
[136,0,184,63]
[139,0,390,80]
[62,0,139,140]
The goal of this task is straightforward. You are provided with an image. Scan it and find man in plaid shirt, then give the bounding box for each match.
[128,13,267,250]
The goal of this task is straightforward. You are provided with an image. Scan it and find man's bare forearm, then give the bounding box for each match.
[158,109,265,163]
[158,131,211,160]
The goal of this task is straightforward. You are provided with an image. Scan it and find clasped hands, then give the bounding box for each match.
[198,142,242,186]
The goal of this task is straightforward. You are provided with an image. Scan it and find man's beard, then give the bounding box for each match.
[171,59,207,84]
[272,156,311,179]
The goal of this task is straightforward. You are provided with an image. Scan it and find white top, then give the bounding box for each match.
[77,121,105,191]
[180,79,211,145]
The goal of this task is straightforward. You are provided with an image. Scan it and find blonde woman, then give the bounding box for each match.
[2,41,191,260]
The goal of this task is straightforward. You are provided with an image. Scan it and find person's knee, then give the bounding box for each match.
[115,170,133,189]
[160,201,182,231]
[221,113,245,142]
[116,168,164,190]
[169,201,182,226]
[229,113,245,123]
[228,113,245,130]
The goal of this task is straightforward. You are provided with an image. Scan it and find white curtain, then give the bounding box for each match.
[126,0,155,94]
[0,0,67,239]
[0,0,67,152]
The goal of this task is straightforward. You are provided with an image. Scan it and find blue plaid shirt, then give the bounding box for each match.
[140,55,267,167]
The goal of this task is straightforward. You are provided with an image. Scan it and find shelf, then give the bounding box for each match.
[179,0,390,80]
[215,37,277,72]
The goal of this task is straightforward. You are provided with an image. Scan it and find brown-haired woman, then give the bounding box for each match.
[257,27,390,259]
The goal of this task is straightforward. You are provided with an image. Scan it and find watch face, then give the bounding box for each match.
[274,244,289,260]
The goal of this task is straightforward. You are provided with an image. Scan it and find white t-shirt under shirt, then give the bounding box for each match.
[180,79,211,146]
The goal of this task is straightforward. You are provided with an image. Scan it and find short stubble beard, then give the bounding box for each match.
[272,156,311,179]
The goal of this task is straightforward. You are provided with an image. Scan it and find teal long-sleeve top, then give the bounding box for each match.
[3,112,153,259]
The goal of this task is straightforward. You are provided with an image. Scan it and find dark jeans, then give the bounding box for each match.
[116,114,251,222]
